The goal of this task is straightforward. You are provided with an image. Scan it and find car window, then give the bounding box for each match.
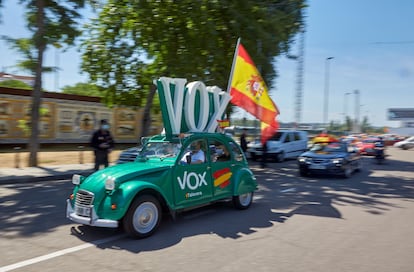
[140,142,180,158]
[293,132,301,141]
[229,142,244,162]
[179,140,207,164]
[285,133,292,143]
[270,132,283,141]
[209,139,231,162]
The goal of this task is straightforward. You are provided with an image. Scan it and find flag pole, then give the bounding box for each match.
[225,37,241,94]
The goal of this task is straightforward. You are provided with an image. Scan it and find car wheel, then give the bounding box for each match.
[232,192,253,210]
[276,152,285,162]
[354,160,361,172]
[123,195,161,238]
[299,169,308,177]
[402,145,408,150]
[343,166,353,178]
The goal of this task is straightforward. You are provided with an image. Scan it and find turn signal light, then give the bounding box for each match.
[69,194,74,200]
[111,204,117,210]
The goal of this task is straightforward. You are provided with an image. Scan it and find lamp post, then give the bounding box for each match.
[343,92,351,120]
[353,89,360,133]
[323,57,334,126]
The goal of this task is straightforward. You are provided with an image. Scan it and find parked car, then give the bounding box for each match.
[116,146,142,164]
[358,137,380,156]
[66,133,257,238]
[393,136,414,150]
[247,130,308,162]
[297,141,361,178]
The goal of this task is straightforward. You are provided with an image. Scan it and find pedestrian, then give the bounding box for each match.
[91,119,115,171]
[240,128,248,153]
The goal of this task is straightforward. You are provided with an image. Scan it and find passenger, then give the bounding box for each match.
[216,145,231,162]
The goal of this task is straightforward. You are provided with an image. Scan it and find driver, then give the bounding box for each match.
[181,141,205,164]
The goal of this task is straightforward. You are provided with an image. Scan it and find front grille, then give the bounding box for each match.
[75,190,94,207]
[312,158,329,164]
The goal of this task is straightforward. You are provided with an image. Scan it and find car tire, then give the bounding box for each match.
[232,192,253,210]
[123,195,162,238]
[299,169,308,177]
[276,152,285,162]
[343,166,353,178]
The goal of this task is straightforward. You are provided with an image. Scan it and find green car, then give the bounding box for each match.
[66,132,257,238]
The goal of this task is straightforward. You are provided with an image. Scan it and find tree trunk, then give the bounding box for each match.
[28,0,46,167]
[139,84,157,139]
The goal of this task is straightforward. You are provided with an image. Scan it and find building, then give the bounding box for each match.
[387,108,414,136]
[0,73,35,86]
[0,87,162,144]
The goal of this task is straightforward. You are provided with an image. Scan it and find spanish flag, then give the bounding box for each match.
[229,41,279,144]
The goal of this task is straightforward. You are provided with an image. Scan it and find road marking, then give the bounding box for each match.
[0,234,125,272]
[280,188,296,193]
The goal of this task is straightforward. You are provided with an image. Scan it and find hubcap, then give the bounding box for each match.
[133,202,158,234]
[239,192,252,206]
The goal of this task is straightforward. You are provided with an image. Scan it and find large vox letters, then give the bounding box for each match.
[156,77,231,136]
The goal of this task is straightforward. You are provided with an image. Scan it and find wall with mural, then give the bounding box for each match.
[0,87,162,143]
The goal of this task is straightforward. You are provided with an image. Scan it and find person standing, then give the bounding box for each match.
[91,119,115,171]
[240,129,248,153]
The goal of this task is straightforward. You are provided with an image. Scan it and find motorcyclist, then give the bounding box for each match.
[374,136,385,162]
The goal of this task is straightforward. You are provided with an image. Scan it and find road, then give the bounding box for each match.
[1,147,413,272]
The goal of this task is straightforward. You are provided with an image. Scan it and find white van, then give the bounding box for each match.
[247,130,308,162]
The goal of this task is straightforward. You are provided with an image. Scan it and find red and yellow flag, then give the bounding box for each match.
[229,43,279,144]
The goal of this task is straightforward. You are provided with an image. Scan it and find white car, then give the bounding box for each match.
[247,130,308,162]
[393,136,414,150]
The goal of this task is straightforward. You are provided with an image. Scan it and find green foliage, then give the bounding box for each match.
[61,82,103,97]
[1,0,91,166]
[80,0,306,109]
[0,79,32,89]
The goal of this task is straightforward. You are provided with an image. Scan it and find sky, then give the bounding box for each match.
[1,0,413,128]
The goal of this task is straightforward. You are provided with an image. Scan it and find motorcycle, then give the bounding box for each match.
[374,146,385,164]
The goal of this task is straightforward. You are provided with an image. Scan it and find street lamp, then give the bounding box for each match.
[323,57,334,126]
[343,92,351,121]
[353,89,360,133]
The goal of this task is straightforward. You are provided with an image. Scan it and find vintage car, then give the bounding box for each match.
[297,141,361,178]
[66,133,257,238]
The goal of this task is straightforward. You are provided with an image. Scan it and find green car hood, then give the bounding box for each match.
[79,159,175,192]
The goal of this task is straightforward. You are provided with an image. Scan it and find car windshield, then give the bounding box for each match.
[139,142,180,158]
[311,142,347,153]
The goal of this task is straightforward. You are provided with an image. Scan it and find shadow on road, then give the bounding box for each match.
[1,155,413,254]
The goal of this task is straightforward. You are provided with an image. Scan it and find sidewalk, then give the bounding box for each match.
[0,163,95,185]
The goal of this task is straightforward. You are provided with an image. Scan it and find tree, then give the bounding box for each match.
[0,79,32,89]
[81,0,306,137]
[61,82,102,97]
[0,0,92,166]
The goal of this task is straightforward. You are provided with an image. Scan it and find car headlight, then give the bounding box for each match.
[298,156,308,163]
[72,174,84,185]
[105,176,117,190]
[332,158,344,164]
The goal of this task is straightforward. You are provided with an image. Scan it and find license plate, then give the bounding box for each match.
[309,164,326,170]
[75,205,91,217]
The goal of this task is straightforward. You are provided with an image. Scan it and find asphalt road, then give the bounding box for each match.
[1,147,413,272]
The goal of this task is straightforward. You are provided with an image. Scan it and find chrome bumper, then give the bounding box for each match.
[66,199,118,228]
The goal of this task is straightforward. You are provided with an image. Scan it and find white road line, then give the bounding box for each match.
[0,234,125,272]
[280,188,296,193]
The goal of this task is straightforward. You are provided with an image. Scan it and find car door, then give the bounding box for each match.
[172,138,213,208]
[208,137,235,199]
[283,132,295,157]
